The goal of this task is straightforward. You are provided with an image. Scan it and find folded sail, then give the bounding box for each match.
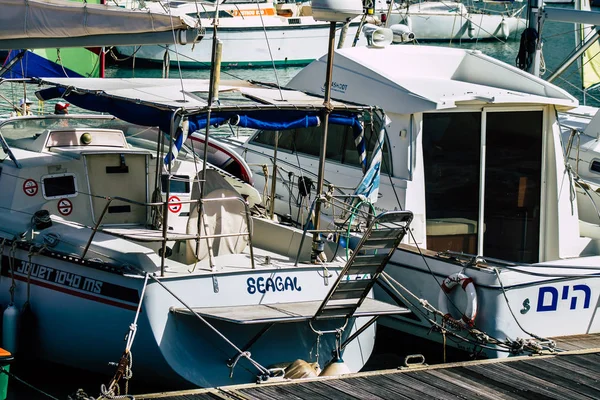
[1,0,105,79]
[577,0,600,90]
[2,48,100,78]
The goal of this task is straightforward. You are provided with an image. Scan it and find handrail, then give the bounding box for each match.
[81,195,255,269]
[293,194,377,266]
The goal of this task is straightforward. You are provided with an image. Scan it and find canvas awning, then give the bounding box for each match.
[0,0,201,49]
[34,78,375,133]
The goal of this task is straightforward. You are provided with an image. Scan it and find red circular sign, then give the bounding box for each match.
[57,198,73,216]
[168,196,182,213]
[23,179,38,196]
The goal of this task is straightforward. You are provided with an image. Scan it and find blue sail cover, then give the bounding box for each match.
[1,50,82,78]
[36,86,176,132]
[165,113,322,165]
[353,122,385,204]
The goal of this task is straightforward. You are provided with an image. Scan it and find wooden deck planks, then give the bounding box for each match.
[237,383,332,400]
[351,374,442,400]
[465,362,592,400]
[341,376,416,400]
[552,333,600,351]
[401,369,490,400]
[532,356,600,381]
[558,353,600,373]
[235,385,305,400]
[511,358,600,395]
[428,367,530,400]
[317,376,389,400]
[137,348,600,400]
[378,371,463,400]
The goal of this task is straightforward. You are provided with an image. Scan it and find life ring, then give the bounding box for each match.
[438,272,477,327]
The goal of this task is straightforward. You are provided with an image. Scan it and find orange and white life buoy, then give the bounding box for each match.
[438,272,477,327]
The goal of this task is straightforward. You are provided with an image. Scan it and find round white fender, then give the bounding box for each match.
[438,272,478,327]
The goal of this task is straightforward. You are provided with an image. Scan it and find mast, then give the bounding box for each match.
[310,0,364,263]
[196,0,223,267]
[527,0,544,76]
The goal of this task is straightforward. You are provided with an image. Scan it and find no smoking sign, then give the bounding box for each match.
[23,179,38,196]
[168,196,182,213]
[57,198,73,216]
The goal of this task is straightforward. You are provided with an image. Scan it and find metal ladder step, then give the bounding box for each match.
[313,211,413,320]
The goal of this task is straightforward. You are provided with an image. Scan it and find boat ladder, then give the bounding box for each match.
[313,211,414,320]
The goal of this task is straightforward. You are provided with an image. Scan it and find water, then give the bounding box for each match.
[3,5,600,398]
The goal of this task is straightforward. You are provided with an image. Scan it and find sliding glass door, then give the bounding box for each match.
[423,110,543,263]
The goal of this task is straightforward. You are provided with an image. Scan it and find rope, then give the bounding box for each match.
[137,270,272,379]
[7,241,16,305]
[254,0,283,101]
[0,366,60,400]
[261,164,270,208]
[24,245,46,309]
[492,268,555,347]
[379,272,551,355]
[102,274,148,399]
[68,389,98,400]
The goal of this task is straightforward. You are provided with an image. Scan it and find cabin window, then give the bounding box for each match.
[484,111,542,263]
[249,121,391,174]
[422,110,542,263]
[423,112,481,255]
[591,160,600,174]
[42,174,77,199]
[161,175,190,194]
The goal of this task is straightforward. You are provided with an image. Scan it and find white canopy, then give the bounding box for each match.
[289,45,579,114]
[35,78,370,112]
[1,0,201,49]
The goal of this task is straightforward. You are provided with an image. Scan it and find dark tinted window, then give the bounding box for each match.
[484,111,542,263]
[592,160,600,173]
[43,175,76,198]
[249,120,390,174]
[161,175,190,193]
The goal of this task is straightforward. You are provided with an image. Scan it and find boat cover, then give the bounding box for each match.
[1,0,200,49]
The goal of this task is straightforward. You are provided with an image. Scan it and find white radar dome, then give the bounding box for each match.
[312,0,364,22]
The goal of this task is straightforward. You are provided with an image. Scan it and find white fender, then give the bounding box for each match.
[437,272,477,327]
[500,19,510,40]
[2,305,19,354]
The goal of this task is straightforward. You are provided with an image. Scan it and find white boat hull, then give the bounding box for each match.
[388,2,526,41]
[379,248,600,358]
[116,21,363,68]
[0,243,375,387]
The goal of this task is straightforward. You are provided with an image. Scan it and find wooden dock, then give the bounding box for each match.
[137,334,600,400]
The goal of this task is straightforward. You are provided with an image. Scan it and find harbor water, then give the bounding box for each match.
[2,4,600,398]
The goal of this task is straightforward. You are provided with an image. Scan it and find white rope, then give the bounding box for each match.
[125,273,150,353]
[254,0,284,101]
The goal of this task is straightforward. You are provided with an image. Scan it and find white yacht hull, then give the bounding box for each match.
[379,248,600,358]
[388,2,526,41]
[116,21,363,68]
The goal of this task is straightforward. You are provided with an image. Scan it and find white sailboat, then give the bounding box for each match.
[115,0,367,68]
[114,0,527,69]
[383,0,526,41]
[0,0,413,392]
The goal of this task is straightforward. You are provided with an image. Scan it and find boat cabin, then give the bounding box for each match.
[241,45,600,264]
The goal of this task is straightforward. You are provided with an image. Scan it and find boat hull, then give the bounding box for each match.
[377,247,600,358]
[0,245,375,387]
[388,3,526,41]
[116,21,362,68]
